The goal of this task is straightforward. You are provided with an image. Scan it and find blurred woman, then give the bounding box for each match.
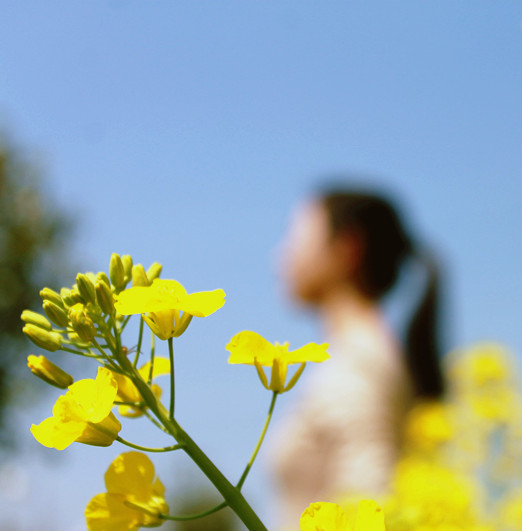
[269,188,445,528]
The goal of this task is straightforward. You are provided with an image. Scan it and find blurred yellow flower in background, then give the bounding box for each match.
[403,400,453,454]
[85,451,168,530]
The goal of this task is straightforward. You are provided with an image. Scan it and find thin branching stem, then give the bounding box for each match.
[116,436,182,453]
[236,391,278,491]
[168,337,175,419]
[159,502,227,521]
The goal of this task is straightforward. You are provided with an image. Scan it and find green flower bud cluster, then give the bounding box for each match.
[21,253,163,361]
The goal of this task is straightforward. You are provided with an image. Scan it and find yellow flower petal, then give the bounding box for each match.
[86,452,169,530]
[115,279,224,339]
[30,416,84,451]
[354,500,385,531]
[31,367,120,450]
[115,279,224,318]
[59,367,118,423]
[286,342,330,364]
[85,493,140,531]
[105,452,156,501]
[138,358,171,380]
[226,331,277,366]
[115,280,187,315]
[112,372,141,404]
[300,501,349,530]
[175,289,226,317]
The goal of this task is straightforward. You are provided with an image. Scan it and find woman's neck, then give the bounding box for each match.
[319,285,383,340]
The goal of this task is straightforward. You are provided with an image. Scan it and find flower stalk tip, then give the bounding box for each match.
[109,253,126,291]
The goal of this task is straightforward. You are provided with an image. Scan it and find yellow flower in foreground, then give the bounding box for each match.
[85,452,169,531]
[31,367,121,450]
[111,358,171,417]
[115,279,225,340]
[300,500,385,531]
[226,331,329,393]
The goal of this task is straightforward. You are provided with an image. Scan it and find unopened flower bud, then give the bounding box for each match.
[69,304,96,343]
[96,271,111,288]
[121,255,133,283]
[21,310,52,331]
[95,280,115,314]
[76,273,97,304]
[43,301,70,327]
[68,330,87,345]
[132,264,150,287]
[27,355,74,389]
[61,287,84,307]
[84,302,103,323]
[39,287,64,308]
[23,324,62,352]
[146,262,162,283]
[109,253,126,291]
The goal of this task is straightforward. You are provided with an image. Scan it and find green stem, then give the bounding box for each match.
[133,317,145,368]
[143,409,170,433]
[147,330,155,384]
[168,337,175,419]
[236,391,278,491]
[117,355,267,531]
[116,436,182,453]
[92,338,120,371]
[120,314,131,330]
[61,346,101,358]
[160,501,227,521]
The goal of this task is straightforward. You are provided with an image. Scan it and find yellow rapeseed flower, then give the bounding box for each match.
[85,451,169,531]
[115,279,225,340]
[300,500,385,531]
[31,367,121,450]
[111,358,171,417]
[226,330,329,393]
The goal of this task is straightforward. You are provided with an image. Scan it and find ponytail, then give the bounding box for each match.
[319,186,446,398]
[404,253,445,398]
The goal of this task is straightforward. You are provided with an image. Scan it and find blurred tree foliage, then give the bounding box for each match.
[0,134,71,447]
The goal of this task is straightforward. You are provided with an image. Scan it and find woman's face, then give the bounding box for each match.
[279,201,353,305]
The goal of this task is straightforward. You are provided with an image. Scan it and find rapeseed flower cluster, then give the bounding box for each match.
[22,253,339,531]
[23,252,522,531]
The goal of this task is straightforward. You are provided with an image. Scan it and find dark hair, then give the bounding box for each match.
[321,189,445,398]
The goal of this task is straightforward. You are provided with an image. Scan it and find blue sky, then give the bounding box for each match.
[1,1,521,529]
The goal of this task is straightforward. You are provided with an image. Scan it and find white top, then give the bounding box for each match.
[267,324,413,528]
